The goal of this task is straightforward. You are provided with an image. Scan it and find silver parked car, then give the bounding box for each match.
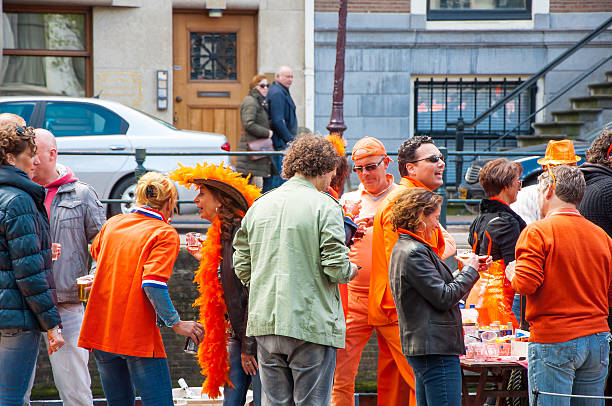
[0,96,230,216]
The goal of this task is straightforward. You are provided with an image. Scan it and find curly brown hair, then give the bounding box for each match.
[585,129,612,168]
[478,158,523,197]
[282,133,339,179]
[390,187,442,232]
[0,124,37,165]
[206,187,243,242]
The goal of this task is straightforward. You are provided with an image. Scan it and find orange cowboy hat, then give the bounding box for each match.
[536,139,581,166]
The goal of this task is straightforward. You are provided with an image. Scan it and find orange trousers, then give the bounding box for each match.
[332,290,417,406]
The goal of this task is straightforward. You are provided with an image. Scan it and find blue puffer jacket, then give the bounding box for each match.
[0,165,60,332]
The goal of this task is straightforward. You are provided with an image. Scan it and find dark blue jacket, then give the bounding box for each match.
[0,165,60,331]
[266,81,297,150]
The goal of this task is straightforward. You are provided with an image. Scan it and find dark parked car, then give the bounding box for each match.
[457,122,611,213]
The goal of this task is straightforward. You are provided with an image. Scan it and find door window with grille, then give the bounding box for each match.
[190,32,237,81]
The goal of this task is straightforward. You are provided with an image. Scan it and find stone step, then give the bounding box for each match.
[588,82,612,96]
[551,108,602,122]
[517,133,571,147]
[570,95,612,109]
[532,121,584,137]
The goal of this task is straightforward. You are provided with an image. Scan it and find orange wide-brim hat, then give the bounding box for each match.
[536,139,581,166]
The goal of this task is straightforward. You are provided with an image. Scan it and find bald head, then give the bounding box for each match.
[35,128,57,151]
[32,128,59,185]
[276,66,294,88]
[0,113,26,127]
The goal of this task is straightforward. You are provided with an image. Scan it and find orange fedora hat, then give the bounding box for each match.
[536,139,581,166]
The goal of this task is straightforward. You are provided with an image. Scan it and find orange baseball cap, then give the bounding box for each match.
[536,139,581,166]
[352,137,389,161]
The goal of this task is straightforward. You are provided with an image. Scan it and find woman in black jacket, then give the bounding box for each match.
[389,187,486,406]
[0,124,64,405]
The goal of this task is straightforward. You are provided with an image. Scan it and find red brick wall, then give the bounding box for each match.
[550,0,612,12]
[315,0,411,13]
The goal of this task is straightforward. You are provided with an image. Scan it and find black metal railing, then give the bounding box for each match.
[445,16,612,186]
[59,147,540,228]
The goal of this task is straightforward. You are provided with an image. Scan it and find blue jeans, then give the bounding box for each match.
[406,355,462,406]
[528,332,610,406]
[224,336,261,406]
[512,294,522,325]
[262,155,286,192]
[93,349,172,406]
[0,329,40,406]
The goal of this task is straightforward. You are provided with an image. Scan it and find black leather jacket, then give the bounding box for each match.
[468,199,526,264]
[389,233,479,356]
[220,228,256,355]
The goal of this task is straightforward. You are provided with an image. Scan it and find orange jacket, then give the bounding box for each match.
[512,208,612,343]
[369,177,455,326]
[78,211,180,357]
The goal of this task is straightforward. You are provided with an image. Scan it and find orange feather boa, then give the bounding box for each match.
[169,163,261,399]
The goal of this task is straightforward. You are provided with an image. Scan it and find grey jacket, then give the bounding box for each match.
[49,175,106,303]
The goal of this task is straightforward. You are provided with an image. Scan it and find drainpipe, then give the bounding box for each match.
[304,0,315,131]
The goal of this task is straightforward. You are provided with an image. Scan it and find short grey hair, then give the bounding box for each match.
[537,165,585,206]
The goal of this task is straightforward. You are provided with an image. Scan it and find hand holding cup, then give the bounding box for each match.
[185,232,203,261]
[455,249,479,271]
[76,275,94,302]
[51,243,62,261]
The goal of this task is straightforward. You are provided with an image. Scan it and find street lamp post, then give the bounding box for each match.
[326,0,348,137]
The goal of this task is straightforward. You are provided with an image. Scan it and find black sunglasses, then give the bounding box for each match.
[259,83,269,88]
[408,154,444,164]
[353,157,385,173]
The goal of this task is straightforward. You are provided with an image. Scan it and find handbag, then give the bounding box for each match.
[246,136,274,161]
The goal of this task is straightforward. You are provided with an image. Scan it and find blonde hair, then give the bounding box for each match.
[134,172,178,211]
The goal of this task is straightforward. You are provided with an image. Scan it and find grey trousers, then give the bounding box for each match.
[255,335,337,406]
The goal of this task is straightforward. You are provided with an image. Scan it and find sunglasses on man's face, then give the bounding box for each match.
[259,83,269,88]
[407,154,444,164]
[353,157,385,173]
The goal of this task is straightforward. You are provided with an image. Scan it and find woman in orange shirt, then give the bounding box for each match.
[78,172,204,406]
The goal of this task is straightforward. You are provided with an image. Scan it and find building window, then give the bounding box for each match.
[1,6,92,97]
[190,32,237,81]
[427,0,531,20]
[414,77,536,150]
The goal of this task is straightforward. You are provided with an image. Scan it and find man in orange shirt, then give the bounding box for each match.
[507,165,612,406]
[369,135,456,405]
[332,137,400,406]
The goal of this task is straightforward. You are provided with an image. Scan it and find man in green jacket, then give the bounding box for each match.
[233,133,357,406]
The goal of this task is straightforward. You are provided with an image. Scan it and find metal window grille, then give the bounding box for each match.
[190,32,237,81]
[414,77,536,151]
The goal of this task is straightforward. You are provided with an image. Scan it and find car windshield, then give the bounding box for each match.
[135,109,179,130]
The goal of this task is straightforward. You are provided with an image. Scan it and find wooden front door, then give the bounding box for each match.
[173,11,256,152]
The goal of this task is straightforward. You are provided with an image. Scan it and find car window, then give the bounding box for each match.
[43,102,127,137]
[0,102,36,124]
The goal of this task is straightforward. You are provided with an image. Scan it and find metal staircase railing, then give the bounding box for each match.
[446,16,612,186]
